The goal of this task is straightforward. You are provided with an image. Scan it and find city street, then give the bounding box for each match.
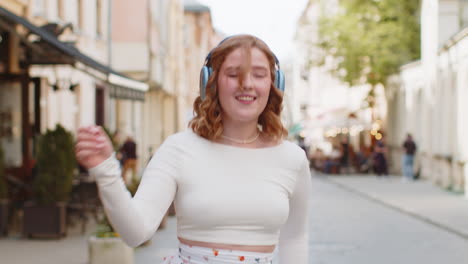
[2,173,468,264]
[135,173,468,264]
[1,1,467,264]
[308,174,468,264]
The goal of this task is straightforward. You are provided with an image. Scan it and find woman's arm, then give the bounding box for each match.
[76,126,178,247]
[278,157,311,263]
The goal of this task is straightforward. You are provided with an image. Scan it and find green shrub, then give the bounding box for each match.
[33,124,76,205]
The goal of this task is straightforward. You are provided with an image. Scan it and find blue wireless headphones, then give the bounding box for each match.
[199,36,285,100]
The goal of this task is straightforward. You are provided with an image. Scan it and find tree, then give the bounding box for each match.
[318,0,420,107]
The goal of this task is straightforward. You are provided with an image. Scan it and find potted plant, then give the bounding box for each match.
[88,210,134,264]
[23,124,76,238]
[0,144,9,236]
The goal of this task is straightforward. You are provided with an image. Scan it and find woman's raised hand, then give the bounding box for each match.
[75,126,114,169]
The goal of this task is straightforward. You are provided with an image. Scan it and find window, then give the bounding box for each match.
[461,0,468,27]
[77,0,84,31]
[96,0,102,36]
[32,0,45,17]
[0,32,8,73]
[57,0,64,20]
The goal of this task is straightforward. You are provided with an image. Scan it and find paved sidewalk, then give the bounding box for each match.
[0,219,96,264]
[324,174,468,240]
[0,214,180,264]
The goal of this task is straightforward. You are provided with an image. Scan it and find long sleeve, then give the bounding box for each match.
[278,157,311,263]
[88,137,180,247]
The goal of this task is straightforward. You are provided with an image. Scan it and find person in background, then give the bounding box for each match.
[340,137,350,173]
[310,148,325,171]
[402,133,417,181]
[119,134,137,184]
[75,35,311,264]
[323,145,342,174]
[373,138,388,177]
[356,145,371,173]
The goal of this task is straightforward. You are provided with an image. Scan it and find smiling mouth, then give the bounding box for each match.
[235,95,256,102]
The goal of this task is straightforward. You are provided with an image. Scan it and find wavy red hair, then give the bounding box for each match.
[189,35,287,141]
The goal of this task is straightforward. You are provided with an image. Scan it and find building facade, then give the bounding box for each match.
[138,0,187,168]
[183,0,223,125]
[110,0,222,171]
[386,0,468,193]
[0,0,148,185]
[291,0,383,155]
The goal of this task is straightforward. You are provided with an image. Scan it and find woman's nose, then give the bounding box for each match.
[240,73,253,90]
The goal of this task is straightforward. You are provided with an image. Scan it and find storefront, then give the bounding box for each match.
[0,7,148,192]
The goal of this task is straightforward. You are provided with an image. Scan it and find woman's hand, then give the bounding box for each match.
[75,126,114,169]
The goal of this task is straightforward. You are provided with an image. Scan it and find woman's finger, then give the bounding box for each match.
[76,132,106,143]
[90,126,101,136]
[75,141,102,152]
[75,149,100,161]
[77,125,96,134]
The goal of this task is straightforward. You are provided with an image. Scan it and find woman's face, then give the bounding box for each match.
[217,47,272,125]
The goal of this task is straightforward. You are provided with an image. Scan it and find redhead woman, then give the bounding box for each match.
[75,34,311,264]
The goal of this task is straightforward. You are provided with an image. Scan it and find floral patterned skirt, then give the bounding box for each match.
[161,243,274,264]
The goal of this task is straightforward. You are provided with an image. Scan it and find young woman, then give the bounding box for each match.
[75,34,311,264]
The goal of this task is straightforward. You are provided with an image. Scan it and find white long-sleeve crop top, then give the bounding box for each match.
[89,130,311,263]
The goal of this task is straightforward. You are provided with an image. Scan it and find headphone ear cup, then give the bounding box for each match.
[200,66,212,100]
[275,69,285,92]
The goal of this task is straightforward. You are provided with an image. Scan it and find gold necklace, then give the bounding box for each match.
[221,132,260,144]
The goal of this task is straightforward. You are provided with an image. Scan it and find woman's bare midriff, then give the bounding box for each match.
[178,237,276,253]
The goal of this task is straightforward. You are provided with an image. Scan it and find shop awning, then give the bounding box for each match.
[0,7,148,101]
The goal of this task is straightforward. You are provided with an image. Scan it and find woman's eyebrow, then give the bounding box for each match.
[224,66,240,71]
[223,65,268,72]
[252,66,268,71]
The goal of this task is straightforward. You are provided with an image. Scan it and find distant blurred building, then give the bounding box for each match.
[0,0,221,182]
[290,0,385,155]
[110,0,187,169]
[386,0,468,194]
[183,0,224,126]
[0,0,147,181]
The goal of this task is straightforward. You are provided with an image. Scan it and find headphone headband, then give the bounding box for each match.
[200,36,285,99]
[204,36,281,67]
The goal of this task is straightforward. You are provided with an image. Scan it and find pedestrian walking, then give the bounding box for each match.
[402,133,417,181]
[373,138,388,177]
[119,134,138,184]
[339,137,352,173]
[75,35,311,264]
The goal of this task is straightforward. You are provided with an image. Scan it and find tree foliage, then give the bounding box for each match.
[318,0,420,86]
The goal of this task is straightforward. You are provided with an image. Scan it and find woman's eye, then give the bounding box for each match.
[254,73,267,78]
[227,74,238,78]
